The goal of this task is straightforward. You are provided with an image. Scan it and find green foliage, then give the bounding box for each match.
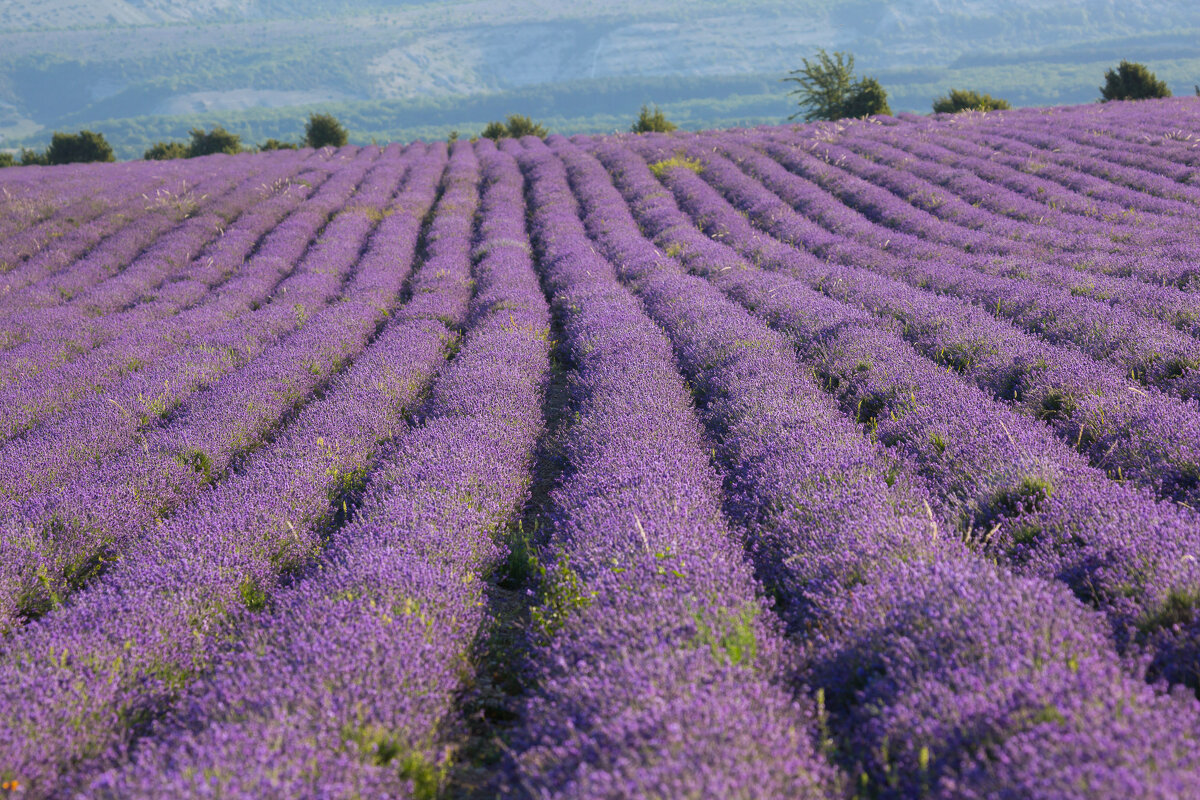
[479,113,548,141]
[143,140,189,160]
[979,475,1054,548]
[785,49,856,121]
[341,724,444,798]
[648,154,703,178]
[500,525,537,588]
[784,49,890,121]
[1100,60,1171,102]
[397,750,443,800]
[258,138,298,151]
[238,578,268,612]
[187,125,242,157]
[479,121,507,140]
[933,88,1012,113]
[304,112,348,148]
[531,555,591,638]
[631,103,677,133]
[325,464,369,503]
[0,152,13,168]
[691,604,759,666]
[45,129,115,165]
[1139,588,1200,633]
[996,476,1054,516]
[177,447,214,484]
[20,148,48,166]
[842,76,892,118]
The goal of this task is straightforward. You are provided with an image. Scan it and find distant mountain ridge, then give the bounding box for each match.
[2,0,1197,156]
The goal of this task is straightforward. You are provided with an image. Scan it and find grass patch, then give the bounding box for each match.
[649,154,703,179]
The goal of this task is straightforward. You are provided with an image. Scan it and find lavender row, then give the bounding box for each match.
[653,136,1200,507]
[1045,108,1200,179]
[0,150,330,388]
[0,144,476,797]
[801,126,1200,331]
[0,154,289,338]
[0,166,188,280]
[0,166,94,242]
[920,116,1200,234]
[7,152,321,322]
[90,139,550,799]
[0,146,436,627]
[746,134,1200,401]
[882,107,1200,222]
[852,126,1200,314]
[870,116,1198,238]
[564,134,1200,797]
[0,160,193,270]
[0,146,388,499]
[506,136,837,798]
[979,112,1200,211]
[0,151,341,443]
[912,120,1200,266]
[819,126,1200,273]
[593,136,1200,692]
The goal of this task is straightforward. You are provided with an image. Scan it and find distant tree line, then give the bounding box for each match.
[142,112,348,160]
[0,129,115,167]
[932,89,1011,113]
[479,114,548,141]
[471,103,682,143]
[0,60,1183,168]
[783,52,1178,122]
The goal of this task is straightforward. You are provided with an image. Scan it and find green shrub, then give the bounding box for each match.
[1100,61,1171,101]
[784,49,891,121]
[20,148,48,166]
[648,154,703,178]
[842,76,892,118]
[143,141,189,160]
[45,130,115,165]
[187,126,242,157]
[479,114,548,141]
[933,88,1012,113]
[258,138,298,151]
[0,152,13,168]
[304,112,348,148]
[631,103,677,133]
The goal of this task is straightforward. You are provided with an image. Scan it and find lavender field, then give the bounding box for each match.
[2,97,1200,798]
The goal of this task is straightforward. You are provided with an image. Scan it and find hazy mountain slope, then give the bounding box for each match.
[2,0,1197,155]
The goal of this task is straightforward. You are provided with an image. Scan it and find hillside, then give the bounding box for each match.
[2,1,1199,155]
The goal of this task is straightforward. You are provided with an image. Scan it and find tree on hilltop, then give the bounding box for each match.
[1100,61,1171,102]
[304,113,348,149]
[187,126,243,157]
[259,138,299,151]
[631,104,677,133]
[480,114,548,141]
[841,76,892,118]
[933,88,1012,113]
[784,49,891,121]
[46,130,115,165]
[144,141,189,160]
